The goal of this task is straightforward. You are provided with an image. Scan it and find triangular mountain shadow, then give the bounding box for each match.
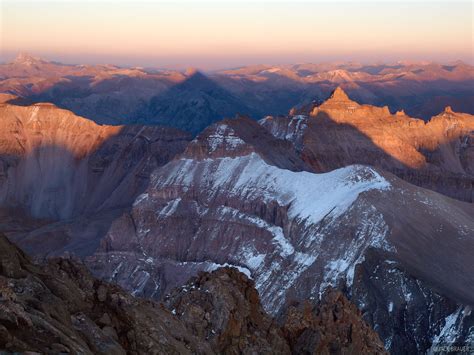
[132,70,258,134]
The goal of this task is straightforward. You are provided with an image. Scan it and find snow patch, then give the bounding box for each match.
[206,262,252,279]
[159,153,390,228]
[133,193,149,206]
[207,124,245,152]
[158,198,181,217]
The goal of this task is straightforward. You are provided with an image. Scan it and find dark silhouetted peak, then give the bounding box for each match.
[444,106,454,113]
[176,69,218,90]
[283,289,387,354]
[164,267,291,353]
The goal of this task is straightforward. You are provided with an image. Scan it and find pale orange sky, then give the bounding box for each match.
[1,0,473,69]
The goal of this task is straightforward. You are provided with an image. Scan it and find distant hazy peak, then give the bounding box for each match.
[12,52,47,65]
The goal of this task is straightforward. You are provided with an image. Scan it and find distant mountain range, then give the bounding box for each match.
[1,53,473,134]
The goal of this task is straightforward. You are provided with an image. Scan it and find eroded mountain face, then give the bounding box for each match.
[0,103,190,255]
[0,103,191,220]
[64,117,471,353]
[261,87,474,202]
[0,233,386,354]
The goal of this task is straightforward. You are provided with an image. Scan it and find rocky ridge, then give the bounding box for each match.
[261,87,474,202]
[0,233,386,354]
[0,102,190,259]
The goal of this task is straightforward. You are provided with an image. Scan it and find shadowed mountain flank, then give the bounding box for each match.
[0,102,190,254]
[131,71,256,134]
[261,87,474,202]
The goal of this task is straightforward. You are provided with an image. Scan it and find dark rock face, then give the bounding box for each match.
[260,88,474,202]
[164,267,291,354]
[282,289,387,354]
[0,233,386,354]
[350,248,474,354]
[0,233,212,354]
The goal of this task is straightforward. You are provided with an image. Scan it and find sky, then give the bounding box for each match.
[0,0,472,69]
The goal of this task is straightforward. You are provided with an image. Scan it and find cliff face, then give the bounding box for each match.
[0,102,190,221]
[261,88,474,202]
[0,233,385,354]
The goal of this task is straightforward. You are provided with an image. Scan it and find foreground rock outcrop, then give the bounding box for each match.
[0,233,385,354]
[261,87,474,202]
[0,233,212,354]
[282,290,387,354]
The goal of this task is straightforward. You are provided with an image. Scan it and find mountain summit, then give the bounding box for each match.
[12,52,47,66]
[316,86,360,111]
[328,86,351,101]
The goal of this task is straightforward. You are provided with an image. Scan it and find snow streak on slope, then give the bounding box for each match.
[136,153,393,310]
[154,152,391,227]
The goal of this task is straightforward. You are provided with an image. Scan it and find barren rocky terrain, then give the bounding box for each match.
[0,233,386,354]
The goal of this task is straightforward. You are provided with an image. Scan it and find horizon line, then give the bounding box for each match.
[2,51,472,72]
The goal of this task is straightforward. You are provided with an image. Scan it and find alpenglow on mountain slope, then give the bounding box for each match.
[262,87,474,202]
